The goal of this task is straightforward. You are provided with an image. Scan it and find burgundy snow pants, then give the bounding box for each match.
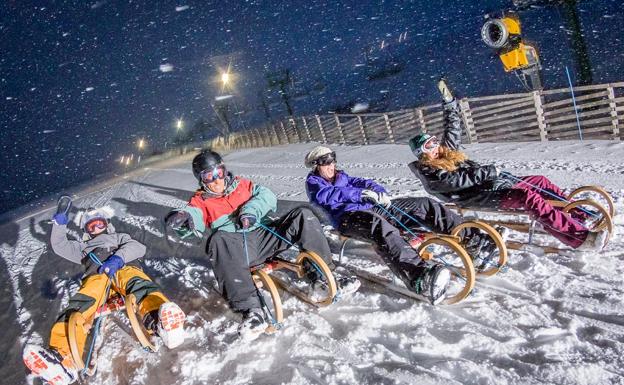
[499,175,589,248]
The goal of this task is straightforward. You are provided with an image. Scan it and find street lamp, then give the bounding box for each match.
[176,119,183,130]
[138,138,145,149]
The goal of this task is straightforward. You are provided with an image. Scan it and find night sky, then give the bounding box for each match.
[1,0,623,215]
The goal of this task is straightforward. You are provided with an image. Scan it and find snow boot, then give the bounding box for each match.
[437,77,454,103]
[410,262,451,305]
[238,308,267,341]
[577,229,609,251]
[156,302,187,349]
[308,273,361,302]
[23,344,77,385]
[464,230,499,271]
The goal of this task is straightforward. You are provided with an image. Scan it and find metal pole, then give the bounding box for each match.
[565,66,583,141]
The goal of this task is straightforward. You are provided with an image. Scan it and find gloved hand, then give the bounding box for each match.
[378,192,392,208]
[361,190,392,208]
[492,177,513,191]
[98,255,125,278]
[165,210,194,231]
[53,213,68,225]
[238,213,257,230]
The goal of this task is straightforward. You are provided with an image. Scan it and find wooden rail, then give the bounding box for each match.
[207,81,623,150]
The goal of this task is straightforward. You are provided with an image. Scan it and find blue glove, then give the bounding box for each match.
[98,255,125,278]
[53,213,68,225]
[238,213,257,230]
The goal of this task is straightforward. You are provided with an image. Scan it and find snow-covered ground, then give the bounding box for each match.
[1,141,624,385]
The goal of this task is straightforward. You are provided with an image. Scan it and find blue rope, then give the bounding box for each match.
[374,205,421,238]
[500,172,600,219]
[388,204,432,233]
[242,229,279,327]
[82,279,111,375]
[257,223,297,249]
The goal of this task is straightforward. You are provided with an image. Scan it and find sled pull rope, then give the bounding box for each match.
[257,223,298,250]
[500,172,599,219]
[374,205,459,275]
[242,230,279,327]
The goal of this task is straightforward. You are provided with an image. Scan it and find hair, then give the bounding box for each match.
[418,146,468,172]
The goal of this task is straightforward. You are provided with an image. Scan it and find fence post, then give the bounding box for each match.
[459,98,478,143]
[383,114,395,143]
[532,90,548,141]
[316,115,327,144]
[290,117,303,142]
[334,115,346,144]
[279,121,290,143]
[417,109,427,134]
[607,86,621,140]
[357,115,368,145]
[301,116,312,142]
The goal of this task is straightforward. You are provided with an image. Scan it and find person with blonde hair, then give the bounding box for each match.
[408,79,608,251]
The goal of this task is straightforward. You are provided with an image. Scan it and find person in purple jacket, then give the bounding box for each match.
[304,146,488,305]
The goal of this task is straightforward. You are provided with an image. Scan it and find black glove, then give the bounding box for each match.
[238,213,257,230]
[492,176,514,191]
[165,210,194,230]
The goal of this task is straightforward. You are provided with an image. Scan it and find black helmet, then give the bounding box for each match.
[192,150,224,181]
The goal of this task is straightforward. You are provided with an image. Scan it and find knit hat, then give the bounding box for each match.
[409,134,435,158]
[304,146,334,168]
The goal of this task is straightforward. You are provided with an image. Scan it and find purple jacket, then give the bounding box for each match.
[306,170,387,225]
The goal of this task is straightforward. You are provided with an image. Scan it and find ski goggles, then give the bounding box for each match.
[85,218,107,234]
[200,164,227,184]
[315,151,336,166]
[421,136,440,155]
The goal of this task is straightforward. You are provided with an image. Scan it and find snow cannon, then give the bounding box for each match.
[481,12,542,91]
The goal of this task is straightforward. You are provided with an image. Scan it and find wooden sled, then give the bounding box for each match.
[448,185,615,254]
[68,293,156,372]
[249,250,338,332]
[334,220,507,305]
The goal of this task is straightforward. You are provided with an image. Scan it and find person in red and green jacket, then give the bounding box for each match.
[166,150,358,340]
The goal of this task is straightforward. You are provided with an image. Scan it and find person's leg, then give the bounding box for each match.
[500,189,589,248]
[258,206,332,263]
[206,231,265,311]
[49,273,109,362]
[514,175,566,200]
[388,197,465,235]
[338,210,424,284]
[115,266,168,317]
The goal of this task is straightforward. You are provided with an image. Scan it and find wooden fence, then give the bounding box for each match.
[207,81,623,151]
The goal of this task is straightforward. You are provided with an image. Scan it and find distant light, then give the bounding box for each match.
[221,72,230,85]
[159,63,174,73]
[138,139,145,149]
[120,156,125,164]
[126,157,131,165]
[176,119,183,130]
[215,94,233,101]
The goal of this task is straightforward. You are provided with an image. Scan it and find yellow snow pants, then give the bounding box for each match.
[49,266,168,364]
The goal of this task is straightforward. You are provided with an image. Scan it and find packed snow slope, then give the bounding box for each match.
[1,141,624,385]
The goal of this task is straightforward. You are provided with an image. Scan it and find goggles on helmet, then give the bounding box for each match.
[85,218,107,234]
[315,151,336,166]
[200,164,227,184]
[421,136,440,155]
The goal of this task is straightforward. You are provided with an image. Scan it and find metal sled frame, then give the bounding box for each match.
[67,293,156,371]
[447,186,615,254]
[250,250,338,332]
[335,220,507,305]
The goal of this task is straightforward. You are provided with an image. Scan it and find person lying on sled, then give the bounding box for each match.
[304,146,495,305]
[24,207,186,385]
[165,150,359,341]
[408,79,608,251]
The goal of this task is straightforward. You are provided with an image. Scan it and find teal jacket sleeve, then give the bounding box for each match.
[240,183,277,220]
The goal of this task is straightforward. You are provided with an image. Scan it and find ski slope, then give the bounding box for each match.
[1,141,624,385]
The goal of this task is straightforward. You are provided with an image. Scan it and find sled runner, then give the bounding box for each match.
[333,219,507,305]
[448,185,614,254]
[250,250,338,333]
[67,293,156,373]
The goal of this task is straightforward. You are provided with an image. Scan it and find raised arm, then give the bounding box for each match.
[440,100,463,150]
[50,223,84,264]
